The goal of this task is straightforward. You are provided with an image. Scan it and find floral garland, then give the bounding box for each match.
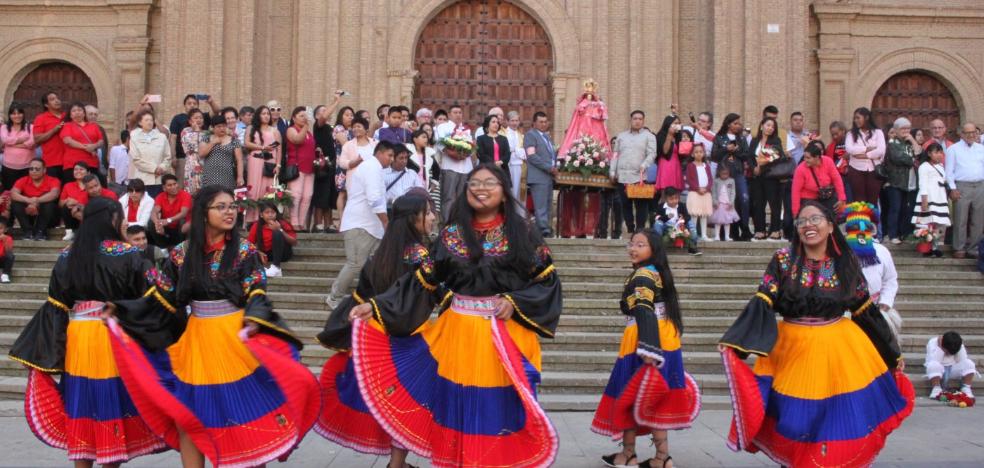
[556,133,609,177]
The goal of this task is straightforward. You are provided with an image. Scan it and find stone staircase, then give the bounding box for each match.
[0,231,982,410]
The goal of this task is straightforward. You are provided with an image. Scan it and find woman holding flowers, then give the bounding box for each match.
[747,117,788,240]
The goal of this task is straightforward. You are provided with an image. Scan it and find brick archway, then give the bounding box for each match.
[854,47,984,127]
[872,71,960,140]
[0,38,114,128]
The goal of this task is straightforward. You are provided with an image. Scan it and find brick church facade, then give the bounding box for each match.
[0,0,981,139]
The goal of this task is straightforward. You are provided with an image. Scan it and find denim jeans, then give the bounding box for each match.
[883,187,917,240]
[730,173,751,239]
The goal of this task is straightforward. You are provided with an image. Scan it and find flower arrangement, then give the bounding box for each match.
[758,146,781,165]
[440,127,474,161]
[241,183,294,213]
[939,390,975,408]
[662,220,691,249]
[556,134,609,177]
[913,227,934,254]
[234,186,251,213]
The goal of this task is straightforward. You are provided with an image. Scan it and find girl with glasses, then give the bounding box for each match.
[105,185,319,467]
[718,200,914,467]
[346,164,563,467]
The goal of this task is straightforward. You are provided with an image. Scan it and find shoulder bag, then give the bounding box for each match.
[809,167,836,210]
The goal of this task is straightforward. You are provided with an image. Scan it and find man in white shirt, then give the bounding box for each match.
[944,123,984,258]
[383,145,425,205]
[434,104,474,222]
[108,130,130,188]
[326,141,394,308]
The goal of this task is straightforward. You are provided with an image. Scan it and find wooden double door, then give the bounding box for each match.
[872,71,961,140]
[413,0,554,127]
[12,62,97,120]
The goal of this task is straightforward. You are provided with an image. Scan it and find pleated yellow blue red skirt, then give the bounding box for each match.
[24,301,166,464]
[315,351,393,454]
[351,294,558,468]
[107,300,320,468]
[721,317,915,467]
[591,310,700,438]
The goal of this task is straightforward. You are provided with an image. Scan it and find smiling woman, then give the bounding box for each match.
[718,200,914,467]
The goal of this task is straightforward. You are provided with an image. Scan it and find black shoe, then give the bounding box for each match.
[688,248,703,256]
[35,233,48,241]
[21,233,35,241]
[612,231,622,240]
[932,249,944,258]
[602,452,637,468]
[325,227,339,234]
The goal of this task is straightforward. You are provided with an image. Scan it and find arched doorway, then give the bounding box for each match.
[413,0,554,126]
[871,71,960,140]
[12,62,97,120]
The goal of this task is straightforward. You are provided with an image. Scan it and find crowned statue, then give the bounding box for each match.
[556,79,613,238]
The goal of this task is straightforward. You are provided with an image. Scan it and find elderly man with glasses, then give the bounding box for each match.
[945,123,984,258]
[9,159,61,240]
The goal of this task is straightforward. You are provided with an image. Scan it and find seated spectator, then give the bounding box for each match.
[653,187,701,255]
[247,200,297,278]
[149,174,191,249]
[125,224,167,268]
[108,130,130,192]
[10,159,60,240]
[926,331,979,399]
[383,145,425,207]
[119,178,154,227]
[59,165,115,241]
[0,217,13,283]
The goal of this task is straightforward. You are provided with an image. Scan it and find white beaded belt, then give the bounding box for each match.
[190,300,239,318]
[450,294,497,318]
[626,302,666,325]
[70,300,106,321]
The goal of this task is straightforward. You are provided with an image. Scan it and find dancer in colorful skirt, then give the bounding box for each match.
[9,197,173,467]
[592,228,700,468]
[718,200,914,467]
[106,185,321,468]
[348,164,563,468]
[316,190,437,467]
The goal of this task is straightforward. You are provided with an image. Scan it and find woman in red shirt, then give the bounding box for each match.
[59,102,103,182]
[792,143,846,215]
[247,200,296,278]
[286,107,316,229]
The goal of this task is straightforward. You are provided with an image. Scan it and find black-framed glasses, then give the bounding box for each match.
[208,203,239,213]
[467,179,501,190]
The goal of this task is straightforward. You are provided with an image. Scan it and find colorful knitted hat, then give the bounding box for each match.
[841,202,880,267]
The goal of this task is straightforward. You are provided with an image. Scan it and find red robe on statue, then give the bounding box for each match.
[558,94,611,238]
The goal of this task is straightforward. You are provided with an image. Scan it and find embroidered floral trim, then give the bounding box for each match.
[100,240,140,256]
[144,267,174,293]
[403,243,434,275]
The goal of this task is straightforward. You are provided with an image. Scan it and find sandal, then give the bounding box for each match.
[638,456,673,468]
[753,232,767,241]
[769,231,782,240]
[601,451,638,468]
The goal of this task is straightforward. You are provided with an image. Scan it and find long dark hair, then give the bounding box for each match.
[448,164,538,274]
[6,104,27,132]
[655,115,681,160]
[248,105,271,144]
[716,113,741,138]
[66,197,125,291]
[629,228,683,335]
[784,200,864,306]
[367,192,431,289]
[179,185,239,302]
[63,102,87,124]
[850,106,877,142]
[752,117,782,147]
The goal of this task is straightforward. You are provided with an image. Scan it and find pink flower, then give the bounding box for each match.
[573,160,581,167]
[585,159,594,166]
[600,161,607,168]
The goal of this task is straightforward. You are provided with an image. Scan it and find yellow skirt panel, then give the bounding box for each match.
[420,309,541,388]
[617,318,682,358]
[753,318,889,400]
[167,309,261,385]
[65,320,119,379]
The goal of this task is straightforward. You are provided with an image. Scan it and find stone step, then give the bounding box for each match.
[556,266,984,285]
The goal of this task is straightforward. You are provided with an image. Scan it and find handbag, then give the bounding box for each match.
[281,163,300,182]
[809,167,836,209]
[262,161,277,178]
[765,157,796,180]
[626,181,656,199]
[874,163,889,182]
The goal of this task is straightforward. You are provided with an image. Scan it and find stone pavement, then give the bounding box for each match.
[0,404,980,467]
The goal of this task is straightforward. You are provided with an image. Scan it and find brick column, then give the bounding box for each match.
[816,49,855,140]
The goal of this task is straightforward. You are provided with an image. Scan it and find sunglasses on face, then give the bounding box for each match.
[271,107,282,112]
[29,166,44,172]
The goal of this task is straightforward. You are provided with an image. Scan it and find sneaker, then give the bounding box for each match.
[21,233,35,241]
[0,274,9,284]
[961,385,974,399]
[929,385,942,400]
[688,248,703,256]
[702,236,714,242]
[264,265,282,278]
[62,229,74,241]
[891,238,902,245]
